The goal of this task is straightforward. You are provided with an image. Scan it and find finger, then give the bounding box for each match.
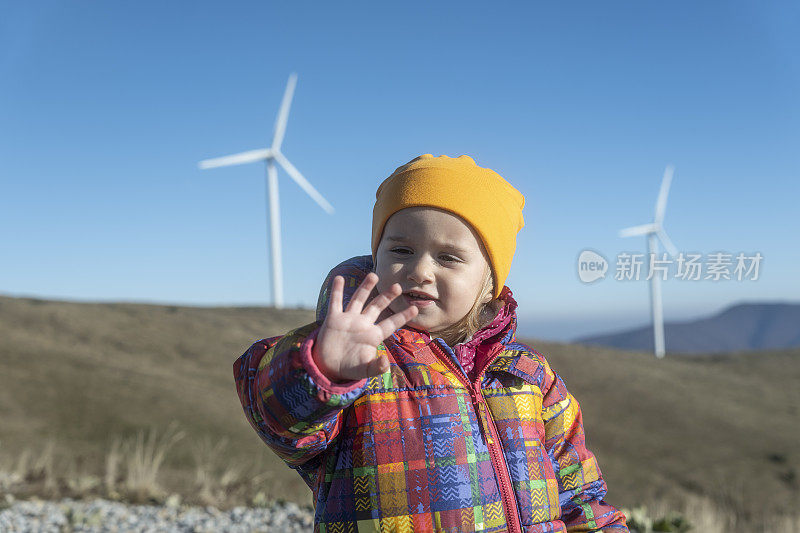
[327,275,344,316]
[377,305,419,339]
[362,282,402,322]
[366,354,390,377]
[345,272,379,313]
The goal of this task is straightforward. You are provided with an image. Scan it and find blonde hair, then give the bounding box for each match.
[433,262,502,347]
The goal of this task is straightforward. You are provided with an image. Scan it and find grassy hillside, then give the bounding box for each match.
[0,294,318,505]
[538,340,800,519]
[0,294,798,523]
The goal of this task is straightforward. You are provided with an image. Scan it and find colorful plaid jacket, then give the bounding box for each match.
[234,256,628,532]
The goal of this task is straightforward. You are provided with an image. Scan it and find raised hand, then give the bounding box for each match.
[312,272,419,382]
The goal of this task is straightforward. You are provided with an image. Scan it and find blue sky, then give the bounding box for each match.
[1,1,798,340]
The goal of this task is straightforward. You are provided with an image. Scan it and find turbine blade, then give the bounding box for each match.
[654,165,675,224]
[657,229,678,257]
[271,73,297,152]
[619,223,657,238]
[273,151,335,214]
[198,148,271,169]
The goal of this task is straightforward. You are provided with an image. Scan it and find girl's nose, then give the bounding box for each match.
[407,257,434,284]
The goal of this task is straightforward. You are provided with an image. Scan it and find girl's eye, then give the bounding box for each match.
[388,248,459,263]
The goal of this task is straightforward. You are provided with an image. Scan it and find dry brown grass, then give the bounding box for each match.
[625,493,800,533]
[28,440,57,496]
[0,429,799,530]
[190,436,274,507]
[191,435,229,504]
[104,436,122,497]
[0,426,287,509]
[121,422,185,502]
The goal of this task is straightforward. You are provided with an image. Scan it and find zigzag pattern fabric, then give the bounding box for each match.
[234,256,628,532]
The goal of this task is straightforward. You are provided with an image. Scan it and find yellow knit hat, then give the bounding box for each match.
[371,154,525,299]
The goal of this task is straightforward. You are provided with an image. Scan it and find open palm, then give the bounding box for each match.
[312,272,419,382]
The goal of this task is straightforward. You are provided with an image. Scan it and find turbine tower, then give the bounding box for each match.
[199,73,334,309]
[619,166,678,358]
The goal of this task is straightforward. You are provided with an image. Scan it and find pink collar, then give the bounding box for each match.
[454,286,517,376]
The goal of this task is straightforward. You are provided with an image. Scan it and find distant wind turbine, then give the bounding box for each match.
[198,73,334,309]
[619,166,678,358]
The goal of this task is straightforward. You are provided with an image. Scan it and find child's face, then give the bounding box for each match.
[374,207,492,335]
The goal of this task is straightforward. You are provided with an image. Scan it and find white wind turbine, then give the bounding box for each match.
[199,73,334,309]
[619,166,678,358]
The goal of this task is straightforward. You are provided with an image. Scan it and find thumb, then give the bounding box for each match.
[365,354,390,377]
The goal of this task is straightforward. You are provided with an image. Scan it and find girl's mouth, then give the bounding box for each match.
[403,292,436,307]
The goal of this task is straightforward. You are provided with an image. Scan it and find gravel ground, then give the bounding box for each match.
[0,497,315,532]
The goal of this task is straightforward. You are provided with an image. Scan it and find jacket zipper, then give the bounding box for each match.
[430,341,522,533]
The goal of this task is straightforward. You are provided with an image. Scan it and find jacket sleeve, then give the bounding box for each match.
[539,356,629,532]
[233,323,368,485]
[233,255,376,486]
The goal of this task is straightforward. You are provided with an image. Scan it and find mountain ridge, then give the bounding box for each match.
[576,301,800,354]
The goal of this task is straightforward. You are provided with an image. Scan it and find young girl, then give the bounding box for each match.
[234,154,629,532]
